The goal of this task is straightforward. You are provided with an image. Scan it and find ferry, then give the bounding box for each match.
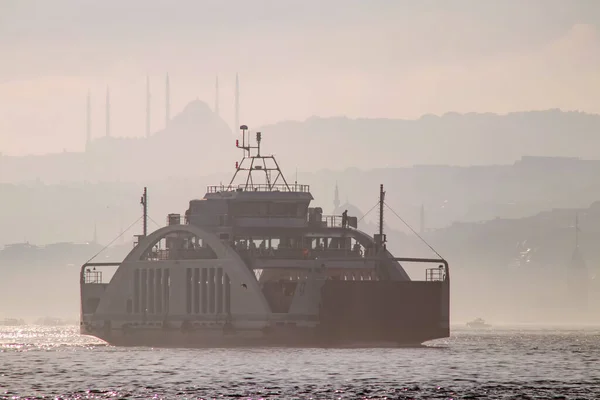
[466,318,491,329]
[80,126,450,347]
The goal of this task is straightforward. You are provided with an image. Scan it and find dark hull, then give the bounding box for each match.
[319,280,450,344]
[85,327,443,348]
[84,280,449,348]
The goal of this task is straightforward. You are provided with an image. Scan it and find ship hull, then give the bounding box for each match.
[83,325,448,348]
[82,280,449,348]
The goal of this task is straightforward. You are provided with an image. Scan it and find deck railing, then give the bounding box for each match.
[206,183,310,193]
[425,267,445,282]
[83,269,103,284]
[322,215,343,228]
[236,247,365,260]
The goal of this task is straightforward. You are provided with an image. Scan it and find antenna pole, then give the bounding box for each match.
[379,184,385,238]
[141,187,148,236]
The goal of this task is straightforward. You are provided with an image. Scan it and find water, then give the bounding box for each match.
[1,326,599,399]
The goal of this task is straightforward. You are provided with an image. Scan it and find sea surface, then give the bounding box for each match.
[1,325,599,399]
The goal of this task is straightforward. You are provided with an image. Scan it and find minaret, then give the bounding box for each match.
[234,73,239,132]
[569,211,588,312]
[93,222,98,244]
[86,90,91,149]
[420,203,425,234]
[146,76,151,138]
[333,182,340,211]
[215,75,220,117]
[105,86,110,137]
[165,73,170,128]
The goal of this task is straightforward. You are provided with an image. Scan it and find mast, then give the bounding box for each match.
[140,187,148,236]
[379,184,385,238]
[227,125,292,191]
[376,184,387,251]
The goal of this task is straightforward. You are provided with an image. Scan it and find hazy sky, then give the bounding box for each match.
[1,0,600,155]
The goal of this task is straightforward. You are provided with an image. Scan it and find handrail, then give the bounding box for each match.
[206,183,310,193]
[321,215,342,227]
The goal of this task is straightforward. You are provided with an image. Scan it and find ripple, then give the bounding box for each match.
[1,327,599,399]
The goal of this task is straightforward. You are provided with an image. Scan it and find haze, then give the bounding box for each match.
[1,0,600,327]
[2,0,600,155]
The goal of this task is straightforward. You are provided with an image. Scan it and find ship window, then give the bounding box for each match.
[163,269,170,313]
[156,269,163,314]
[141,269,148,314]
[193,268,200,314]
[216,268,223,314]
[231,202,305,218]
[209,268,216,314]
[148,269,155,314]
[186,268,192,314]
[141,233,218,261]
[201,268,208,313]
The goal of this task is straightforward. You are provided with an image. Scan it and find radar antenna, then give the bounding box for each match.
[228,125,292,191]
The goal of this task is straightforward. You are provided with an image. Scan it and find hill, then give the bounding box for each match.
[259,109,600,170]
[2,108,600,183]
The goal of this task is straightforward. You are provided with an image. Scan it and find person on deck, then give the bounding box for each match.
[341,210,348,228]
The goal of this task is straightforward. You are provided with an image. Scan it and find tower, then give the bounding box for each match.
[146,75,151,138]
[93,222,98,244]
[215,75,220,117]
[86,90,91,149]
[234,73,239,132]
[105,86,110,137]
[568,212,588,313]
[333,182,340,211]
[165,73,170,128]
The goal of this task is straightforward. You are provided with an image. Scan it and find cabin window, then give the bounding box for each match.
[193,268,200,314]
[208,268,216,314]
[184,268,229,315]
[156,269,163,314]
[201,268,208,314]
[141,269,148,314]
[186,268,192,314]
[231,202,306,218]
[148,269,155,314]
[141,233,218,261]
[163,269,170,313]
[216,268,224,314]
